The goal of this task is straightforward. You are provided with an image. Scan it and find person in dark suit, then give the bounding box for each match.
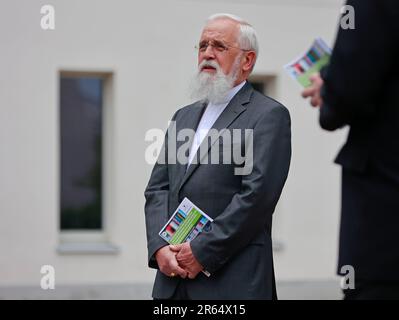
[302,0,399,299]
[144,13,291,299]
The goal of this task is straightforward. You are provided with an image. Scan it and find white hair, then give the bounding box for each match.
[206,13,259,58]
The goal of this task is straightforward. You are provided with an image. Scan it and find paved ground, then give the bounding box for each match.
[277,280,343,300]
[0,280,343,300]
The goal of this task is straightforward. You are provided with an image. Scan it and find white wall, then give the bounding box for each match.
[0,0,346,289]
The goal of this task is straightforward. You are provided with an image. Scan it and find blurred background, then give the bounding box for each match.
[0,0,348,299]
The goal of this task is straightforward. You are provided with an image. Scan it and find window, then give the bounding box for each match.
[248,75,276,97]
[60,75,104,230]
[249,81,267,94]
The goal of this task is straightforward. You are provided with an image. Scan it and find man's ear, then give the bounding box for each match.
[242,51,256,72]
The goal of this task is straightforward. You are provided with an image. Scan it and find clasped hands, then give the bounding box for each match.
[155,242,204,279]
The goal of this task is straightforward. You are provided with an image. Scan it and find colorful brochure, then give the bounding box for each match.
[284,37,332,87]
[159,197,213,277]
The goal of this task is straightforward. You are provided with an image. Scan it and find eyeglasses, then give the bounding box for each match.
[195,40,250,53]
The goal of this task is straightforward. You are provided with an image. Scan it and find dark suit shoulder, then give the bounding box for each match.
[175,101,204,117]
[250,90,290,119]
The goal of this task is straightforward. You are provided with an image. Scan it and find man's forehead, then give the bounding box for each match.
[200,19,239,42]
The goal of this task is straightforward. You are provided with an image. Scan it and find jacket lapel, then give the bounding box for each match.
[178,82,253,192]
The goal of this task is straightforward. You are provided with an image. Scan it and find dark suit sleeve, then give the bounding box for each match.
[144,110,179,269]
[190,105,291,273]
[320,0,397,130]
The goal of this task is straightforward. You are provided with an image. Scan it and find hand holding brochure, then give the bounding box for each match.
[284,37,332,87]
[159,197,213,277]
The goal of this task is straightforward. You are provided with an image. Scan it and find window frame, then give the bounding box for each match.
[57,70,117,254]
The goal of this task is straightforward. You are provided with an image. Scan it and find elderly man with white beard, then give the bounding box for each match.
[144,13,291,300]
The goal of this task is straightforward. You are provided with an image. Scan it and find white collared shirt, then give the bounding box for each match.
[187,81,246,166]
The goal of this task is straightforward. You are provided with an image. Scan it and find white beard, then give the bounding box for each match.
[190,56,241,104]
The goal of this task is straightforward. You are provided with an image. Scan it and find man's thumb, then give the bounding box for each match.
[169,244,182,252]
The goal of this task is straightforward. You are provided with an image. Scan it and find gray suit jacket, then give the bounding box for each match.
[144,82,291,299]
